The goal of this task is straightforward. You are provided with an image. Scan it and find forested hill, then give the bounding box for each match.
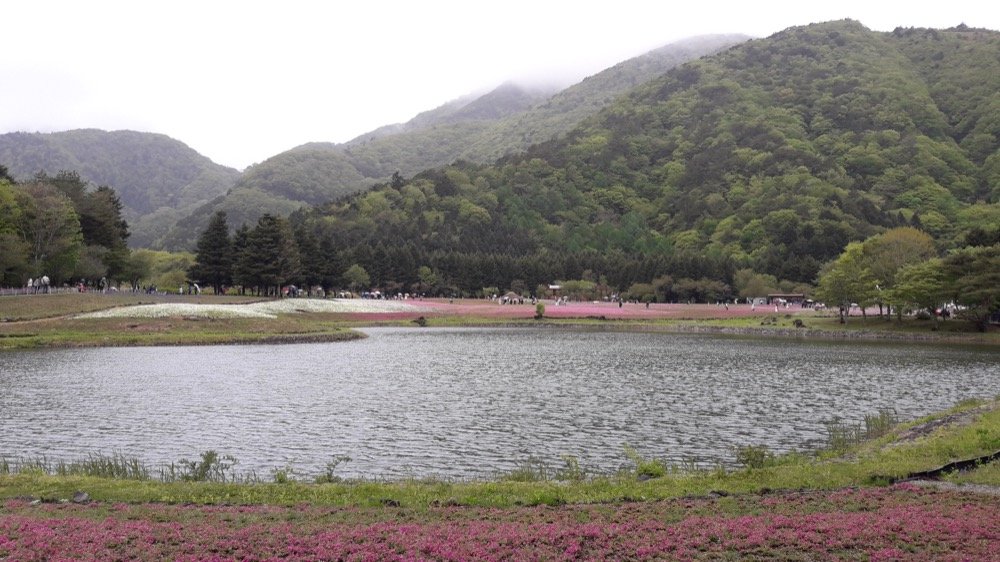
[159,35,745,250]
[454,34,753,164]
[294,20,1000,293]
[0,129,240,247]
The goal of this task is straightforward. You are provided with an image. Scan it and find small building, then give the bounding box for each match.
[766,293,806,306]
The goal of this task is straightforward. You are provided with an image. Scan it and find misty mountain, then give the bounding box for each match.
[291,21,1000,291]
[0,129,240,247]
[159,34,746,249]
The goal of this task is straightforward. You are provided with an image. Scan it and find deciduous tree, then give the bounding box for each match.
[15,183,83,283]
[861,227,937,317]
[889,258,949,327]
[343,264,370,294]
[942,245,1000,331]
[815,242,877,323]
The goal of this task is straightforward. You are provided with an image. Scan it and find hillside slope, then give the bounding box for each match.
[0,129,240,247]
[298,21,1000,291]
[160,35,745,249]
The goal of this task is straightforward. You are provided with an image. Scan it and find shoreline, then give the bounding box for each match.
[1,316,995,350]
[1,294,996,349]
[2,398,998,504]
[612,321,1000,344]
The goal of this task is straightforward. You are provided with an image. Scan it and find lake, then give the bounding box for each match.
[1,327,998,480]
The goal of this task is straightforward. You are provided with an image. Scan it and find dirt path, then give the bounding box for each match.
[893,403,996,444]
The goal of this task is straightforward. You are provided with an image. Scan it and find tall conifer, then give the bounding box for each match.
[189,211,233,294]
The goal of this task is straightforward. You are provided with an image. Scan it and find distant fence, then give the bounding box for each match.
[0,287,79,297]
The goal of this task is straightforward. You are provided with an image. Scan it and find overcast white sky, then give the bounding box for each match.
[3,1,996,170]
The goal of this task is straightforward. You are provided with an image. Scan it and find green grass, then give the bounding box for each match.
[3,399,998,508]
[947,463,1000,486]
[687,313,1000,343]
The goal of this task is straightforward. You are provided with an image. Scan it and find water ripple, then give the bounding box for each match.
[1,327,998,480]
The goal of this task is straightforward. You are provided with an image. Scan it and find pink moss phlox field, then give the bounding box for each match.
[371,299,805,322]
[3,485,999,560]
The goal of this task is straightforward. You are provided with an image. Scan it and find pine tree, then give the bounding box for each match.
[318,234,345,293]
[293,225,323,294]
[81,186,131,281]
[189,211,233,294]
[231,224,252,295]
[239,214,300,296]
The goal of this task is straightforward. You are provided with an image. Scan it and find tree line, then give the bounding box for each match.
[189,208,998,331]
[0,166,134,288]
[189,209,774,302]
[815,225,1000,330]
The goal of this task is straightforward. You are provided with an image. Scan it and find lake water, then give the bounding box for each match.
[1,327,998,480]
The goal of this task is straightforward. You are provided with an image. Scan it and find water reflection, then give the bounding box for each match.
[1,327,997,480]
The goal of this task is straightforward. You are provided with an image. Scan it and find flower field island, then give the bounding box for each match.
[75,298,432,320]
[2,484,999,561]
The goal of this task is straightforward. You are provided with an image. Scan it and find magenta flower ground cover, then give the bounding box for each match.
[2,484,998,561]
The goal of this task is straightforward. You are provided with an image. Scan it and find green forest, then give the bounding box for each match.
[2,21,999,325]
[0,168,132,287]
[270,22,999,301]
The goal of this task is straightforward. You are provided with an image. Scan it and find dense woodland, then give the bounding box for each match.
[2,21,999,326]
[0,167,132,287]
[276,22,998,301]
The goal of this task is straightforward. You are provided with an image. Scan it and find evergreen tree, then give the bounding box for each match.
[39,170,87,206]
[231,224,252,295]
[188,211,233,294]
[237,214,300,296]
[81,186,131,282]
[318,234,345,293]
[293,225,323,294]
[79,186,130,249]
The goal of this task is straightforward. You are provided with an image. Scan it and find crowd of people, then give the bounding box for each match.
[23,276,51,294]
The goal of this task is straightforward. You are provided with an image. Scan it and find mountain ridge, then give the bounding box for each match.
[155,34,747,249]
[286,20,1000,293]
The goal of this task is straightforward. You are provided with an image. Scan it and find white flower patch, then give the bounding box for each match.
[75,298,430,320]
[77,303,277,319]
[251,298,430,314]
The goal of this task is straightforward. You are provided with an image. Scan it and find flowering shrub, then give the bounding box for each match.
[2,484,998,560]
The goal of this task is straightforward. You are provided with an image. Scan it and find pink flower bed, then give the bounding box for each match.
[2,484,998,560]
[390,299,811,321]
